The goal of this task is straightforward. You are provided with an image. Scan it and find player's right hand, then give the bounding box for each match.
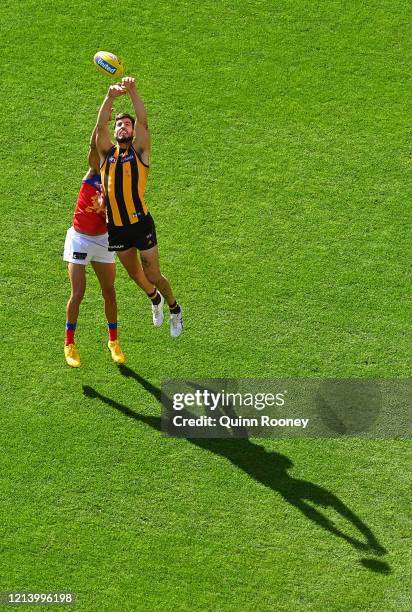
[121,76,136,91]
[108,83,127,98]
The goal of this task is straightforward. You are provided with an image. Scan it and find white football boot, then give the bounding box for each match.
[170,307,183,338]
[152,293,165,327]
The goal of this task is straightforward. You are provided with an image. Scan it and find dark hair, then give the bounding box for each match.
[114,113,135,128]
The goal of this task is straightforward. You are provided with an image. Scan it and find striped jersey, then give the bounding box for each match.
[100,144,149,228]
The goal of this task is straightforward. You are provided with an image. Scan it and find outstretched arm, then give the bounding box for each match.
[121,76,151,165]
[96,84,127,163]
[87,125,99,173]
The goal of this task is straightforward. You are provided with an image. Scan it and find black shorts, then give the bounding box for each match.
[108,214,158,252]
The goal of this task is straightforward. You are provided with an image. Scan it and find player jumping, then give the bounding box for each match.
[63,125,163,367]
[96,76,183,337]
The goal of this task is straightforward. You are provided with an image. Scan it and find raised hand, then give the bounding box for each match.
[108,83,127,98]
[121,76,137,92]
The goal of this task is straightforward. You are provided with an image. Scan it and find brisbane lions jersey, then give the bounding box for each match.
[72,174,107,235]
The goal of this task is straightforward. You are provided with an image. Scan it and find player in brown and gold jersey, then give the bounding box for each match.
[96,77,183,337]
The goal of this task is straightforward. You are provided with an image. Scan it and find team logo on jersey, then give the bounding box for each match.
[85,194,106,217]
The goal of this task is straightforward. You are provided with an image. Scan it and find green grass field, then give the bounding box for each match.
[1,0,411,609]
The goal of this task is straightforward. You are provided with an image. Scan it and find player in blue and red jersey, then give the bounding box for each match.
[63,125,162,368]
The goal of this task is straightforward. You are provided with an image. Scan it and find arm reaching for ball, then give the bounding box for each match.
[121,76,151,165]
[96,83,127,162]
[87,125,99,173]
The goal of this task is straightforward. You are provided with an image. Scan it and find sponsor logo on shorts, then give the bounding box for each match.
[111,244,125,249]
[73,252,87,260]
[96,57,117,74]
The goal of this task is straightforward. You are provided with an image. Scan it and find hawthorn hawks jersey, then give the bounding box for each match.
[100,144,149,228]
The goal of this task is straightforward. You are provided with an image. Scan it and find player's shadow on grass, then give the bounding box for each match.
[83,368,390,574]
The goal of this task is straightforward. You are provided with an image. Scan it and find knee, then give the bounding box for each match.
[128,268,141,283]
[102,286,116,303]
[146,270,162,285]
[70,289,85,305]
[129,268,151,287]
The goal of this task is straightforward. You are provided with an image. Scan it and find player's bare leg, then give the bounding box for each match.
[138,246,175,304]
[116,248,156,293]
[116,247,167,327]
[139,246,183,337]
[91,261,117,322]
[66,263,86,323]
[91,261,124,364]
[65,263,86,367]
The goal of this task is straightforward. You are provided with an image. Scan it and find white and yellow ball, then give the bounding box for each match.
[93,51,124,78]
